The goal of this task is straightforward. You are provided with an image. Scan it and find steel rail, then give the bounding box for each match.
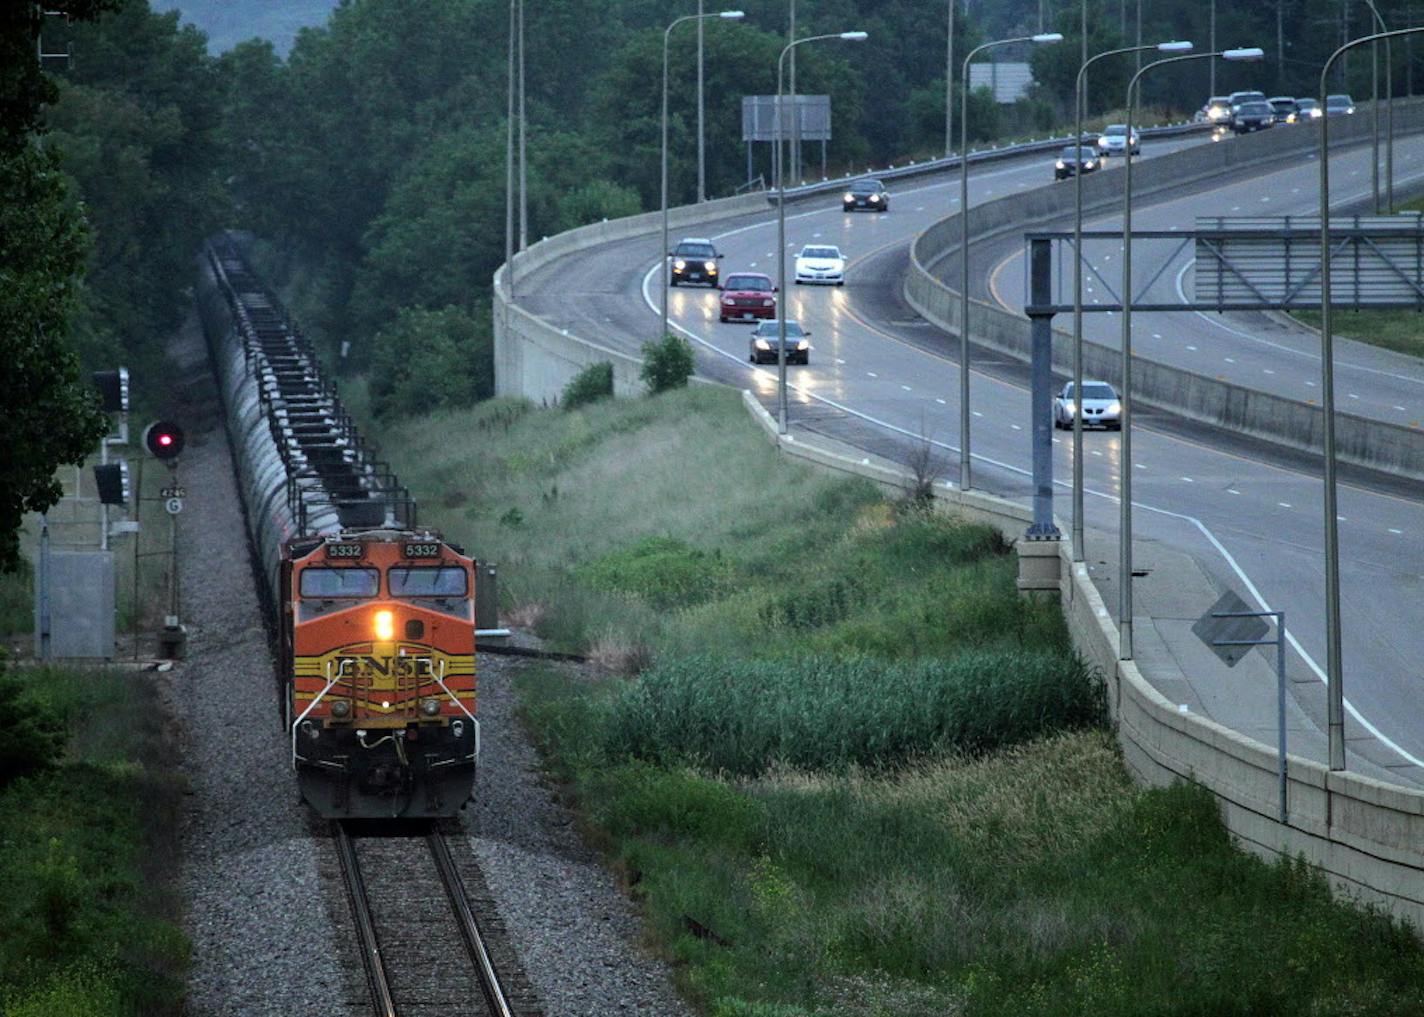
[333,822,398,1017]
[427,831,515,1017]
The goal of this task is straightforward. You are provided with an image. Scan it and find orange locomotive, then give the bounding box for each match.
[283,532,478,817]
[198,233,480,818]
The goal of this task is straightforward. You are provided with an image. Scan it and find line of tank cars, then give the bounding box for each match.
[669,179,889,365]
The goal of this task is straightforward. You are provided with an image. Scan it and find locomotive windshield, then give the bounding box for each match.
[389,566,468,597]
[299,567,379,598]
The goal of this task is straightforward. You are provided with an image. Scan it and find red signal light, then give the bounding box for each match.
[142,420,185,460]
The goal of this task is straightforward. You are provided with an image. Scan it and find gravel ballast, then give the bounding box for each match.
[168,309,693,1015]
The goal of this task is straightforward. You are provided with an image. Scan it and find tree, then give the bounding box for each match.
[0,2,116,573]
[368,305,494,420]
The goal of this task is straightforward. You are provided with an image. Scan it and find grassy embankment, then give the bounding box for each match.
[0,663,187,1016]
[1291,195,1424,357]
[366,383,1424,1016]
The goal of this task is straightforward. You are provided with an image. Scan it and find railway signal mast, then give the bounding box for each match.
[143,420,187,658]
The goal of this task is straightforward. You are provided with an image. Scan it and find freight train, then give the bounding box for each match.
[197,233,478,819]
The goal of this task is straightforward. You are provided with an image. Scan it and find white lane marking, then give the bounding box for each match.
[1134,463,1147,469]
[1152,333,1162,339]
[1264,369,1275,375]
[1091,449,1103,457]
[1348,392,1358,398]
[1306,380,1316,387]
[1395,405,1407,411]
[1278,502,1292,508]
[1181,476,1194,482]
[1227,488,1240,494]
[972,411,983,418]
[1011,423,1022,430]
[1186,344,1197,351]
[835,357,846,364]
[1390,527,1404,534]
[867,371,878,378]
[633,145,1424,773]
[935,397,946,404]
[901,384,912,391]
[1224,357,1236,363]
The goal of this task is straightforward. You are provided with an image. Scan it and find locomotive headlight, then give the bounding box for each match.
[421,698,441,717]
[374,609,394,640]
[330,699,351,719]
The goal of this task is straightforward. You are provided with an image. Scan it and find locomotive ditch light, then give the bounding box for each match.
[421,699,440,717]
[374,609,394,641]
[142,420,185,460]
[330,700,351,719]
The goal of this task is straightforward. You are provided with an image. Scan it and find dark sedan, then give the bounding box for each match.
[1054,145,1100,180]
[843,178,888,212]
[749,319,810,365]
[1326,93,1356,117]
[669,238,723,287]
[1267,96,1299,124]
[1232,101,1275,134]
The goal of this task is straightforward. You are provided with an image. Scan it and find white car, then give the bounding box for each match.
[1096,124,1141,156]
[1052,380,1121,430]
[794,244,846,286]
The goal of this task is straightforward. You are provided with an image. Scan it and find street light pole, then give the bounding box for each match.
[959,33,1063,489]
[1119,46,1263,660]
[663,11,746,344]
[505,0,516,298]
[1071,40,1192,563]
[1318,26,1424,769]
[1362,0,1393,212]
[946,0,955,156]
[777,30,868,434]
[518,0,527,253]
[698,0,706,202]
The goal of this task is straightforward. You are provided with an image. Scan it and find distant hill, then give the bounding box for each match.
[150,1,339,55]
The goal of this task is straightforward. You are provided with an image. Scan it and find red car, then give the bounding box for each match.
[718,273,778,323]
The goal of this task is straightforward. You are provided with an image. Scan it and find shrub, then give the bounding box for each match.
[562,362,614,410]
[640,333,695,393]
[603,652,1105,775]
[0,675,64,788]
[575,536,732,610]
[368,304,494,419]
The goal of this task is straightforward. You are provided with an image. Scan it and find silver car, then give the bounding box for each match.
[1053,380,1121,430]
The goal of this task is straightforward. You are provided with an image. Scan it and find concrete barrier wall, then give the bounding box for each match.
[494,192,769,404]
[906,100,1424,479]
[739,388,1424,933]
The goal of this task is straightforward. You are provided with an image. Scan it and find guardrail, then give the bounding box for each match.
[770,119,1209,202]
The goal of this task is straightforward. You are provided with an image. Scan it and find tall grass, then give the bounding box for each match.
[604,652,1103,775]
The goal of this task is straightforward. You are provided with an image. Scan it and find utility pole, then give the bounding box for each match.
[789,0,798,183]
[1210,0,1217,96]
[505,0,515,296]
[946,0,955,156]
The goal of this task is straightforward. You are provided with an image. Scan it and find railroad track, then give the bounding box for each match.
[334,821,526,1017]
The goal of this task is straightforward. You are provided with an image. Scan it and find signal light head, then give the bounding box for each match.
[142,420,185,460]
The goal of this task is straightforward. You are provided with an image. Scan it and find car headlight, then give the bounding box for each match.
[705,260,717,272]
[796,339,809,350]
[754,338,771,350]
[721,294,734,303]
[843,192,855,202]
[1346,106,1355,114]
[1310,107,1322,118]
[1107,401,1122,414]
[1063,401,1076,415]
[673,258,686,269]
[869,194,881,202]
[1084,160,1096,169]
[1098,137,1109,147]
[1056,160,1066,169]
[762,299,774,307]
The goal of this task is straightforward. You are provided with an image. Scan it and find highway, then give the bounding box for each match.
[517,127,1424,783]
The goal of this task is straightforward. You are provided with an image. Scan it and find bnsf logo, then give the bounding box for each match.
[335,655,433,678]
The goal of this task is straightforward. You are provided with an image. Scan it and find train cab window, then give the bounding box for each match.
[389,566,471,618]
[298,567,380,620]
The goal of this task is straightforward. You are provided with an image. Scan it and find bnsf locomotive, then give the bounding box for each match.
[197,233,478,819]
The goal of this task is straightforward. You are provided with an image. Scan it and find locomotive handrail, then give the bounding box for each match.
[431,659,480,760]
[291,658,347,769]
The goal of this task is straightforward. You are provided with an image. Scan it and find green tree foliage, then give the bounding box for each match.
[640,333,695,394]
[368,305,494,420]
[0,3,117,574]
[45,2,229,377]
[0,674,65,788]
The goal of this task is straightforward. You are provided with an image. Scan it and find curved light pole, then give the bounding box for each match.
[1318,26,1424,770]
[1118,46,1263,661]
[1070,39,1192,563]
[776,30,868,433]
[959,32,1062,489]
[663,10,746,344]
[1360,0,1393,212]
